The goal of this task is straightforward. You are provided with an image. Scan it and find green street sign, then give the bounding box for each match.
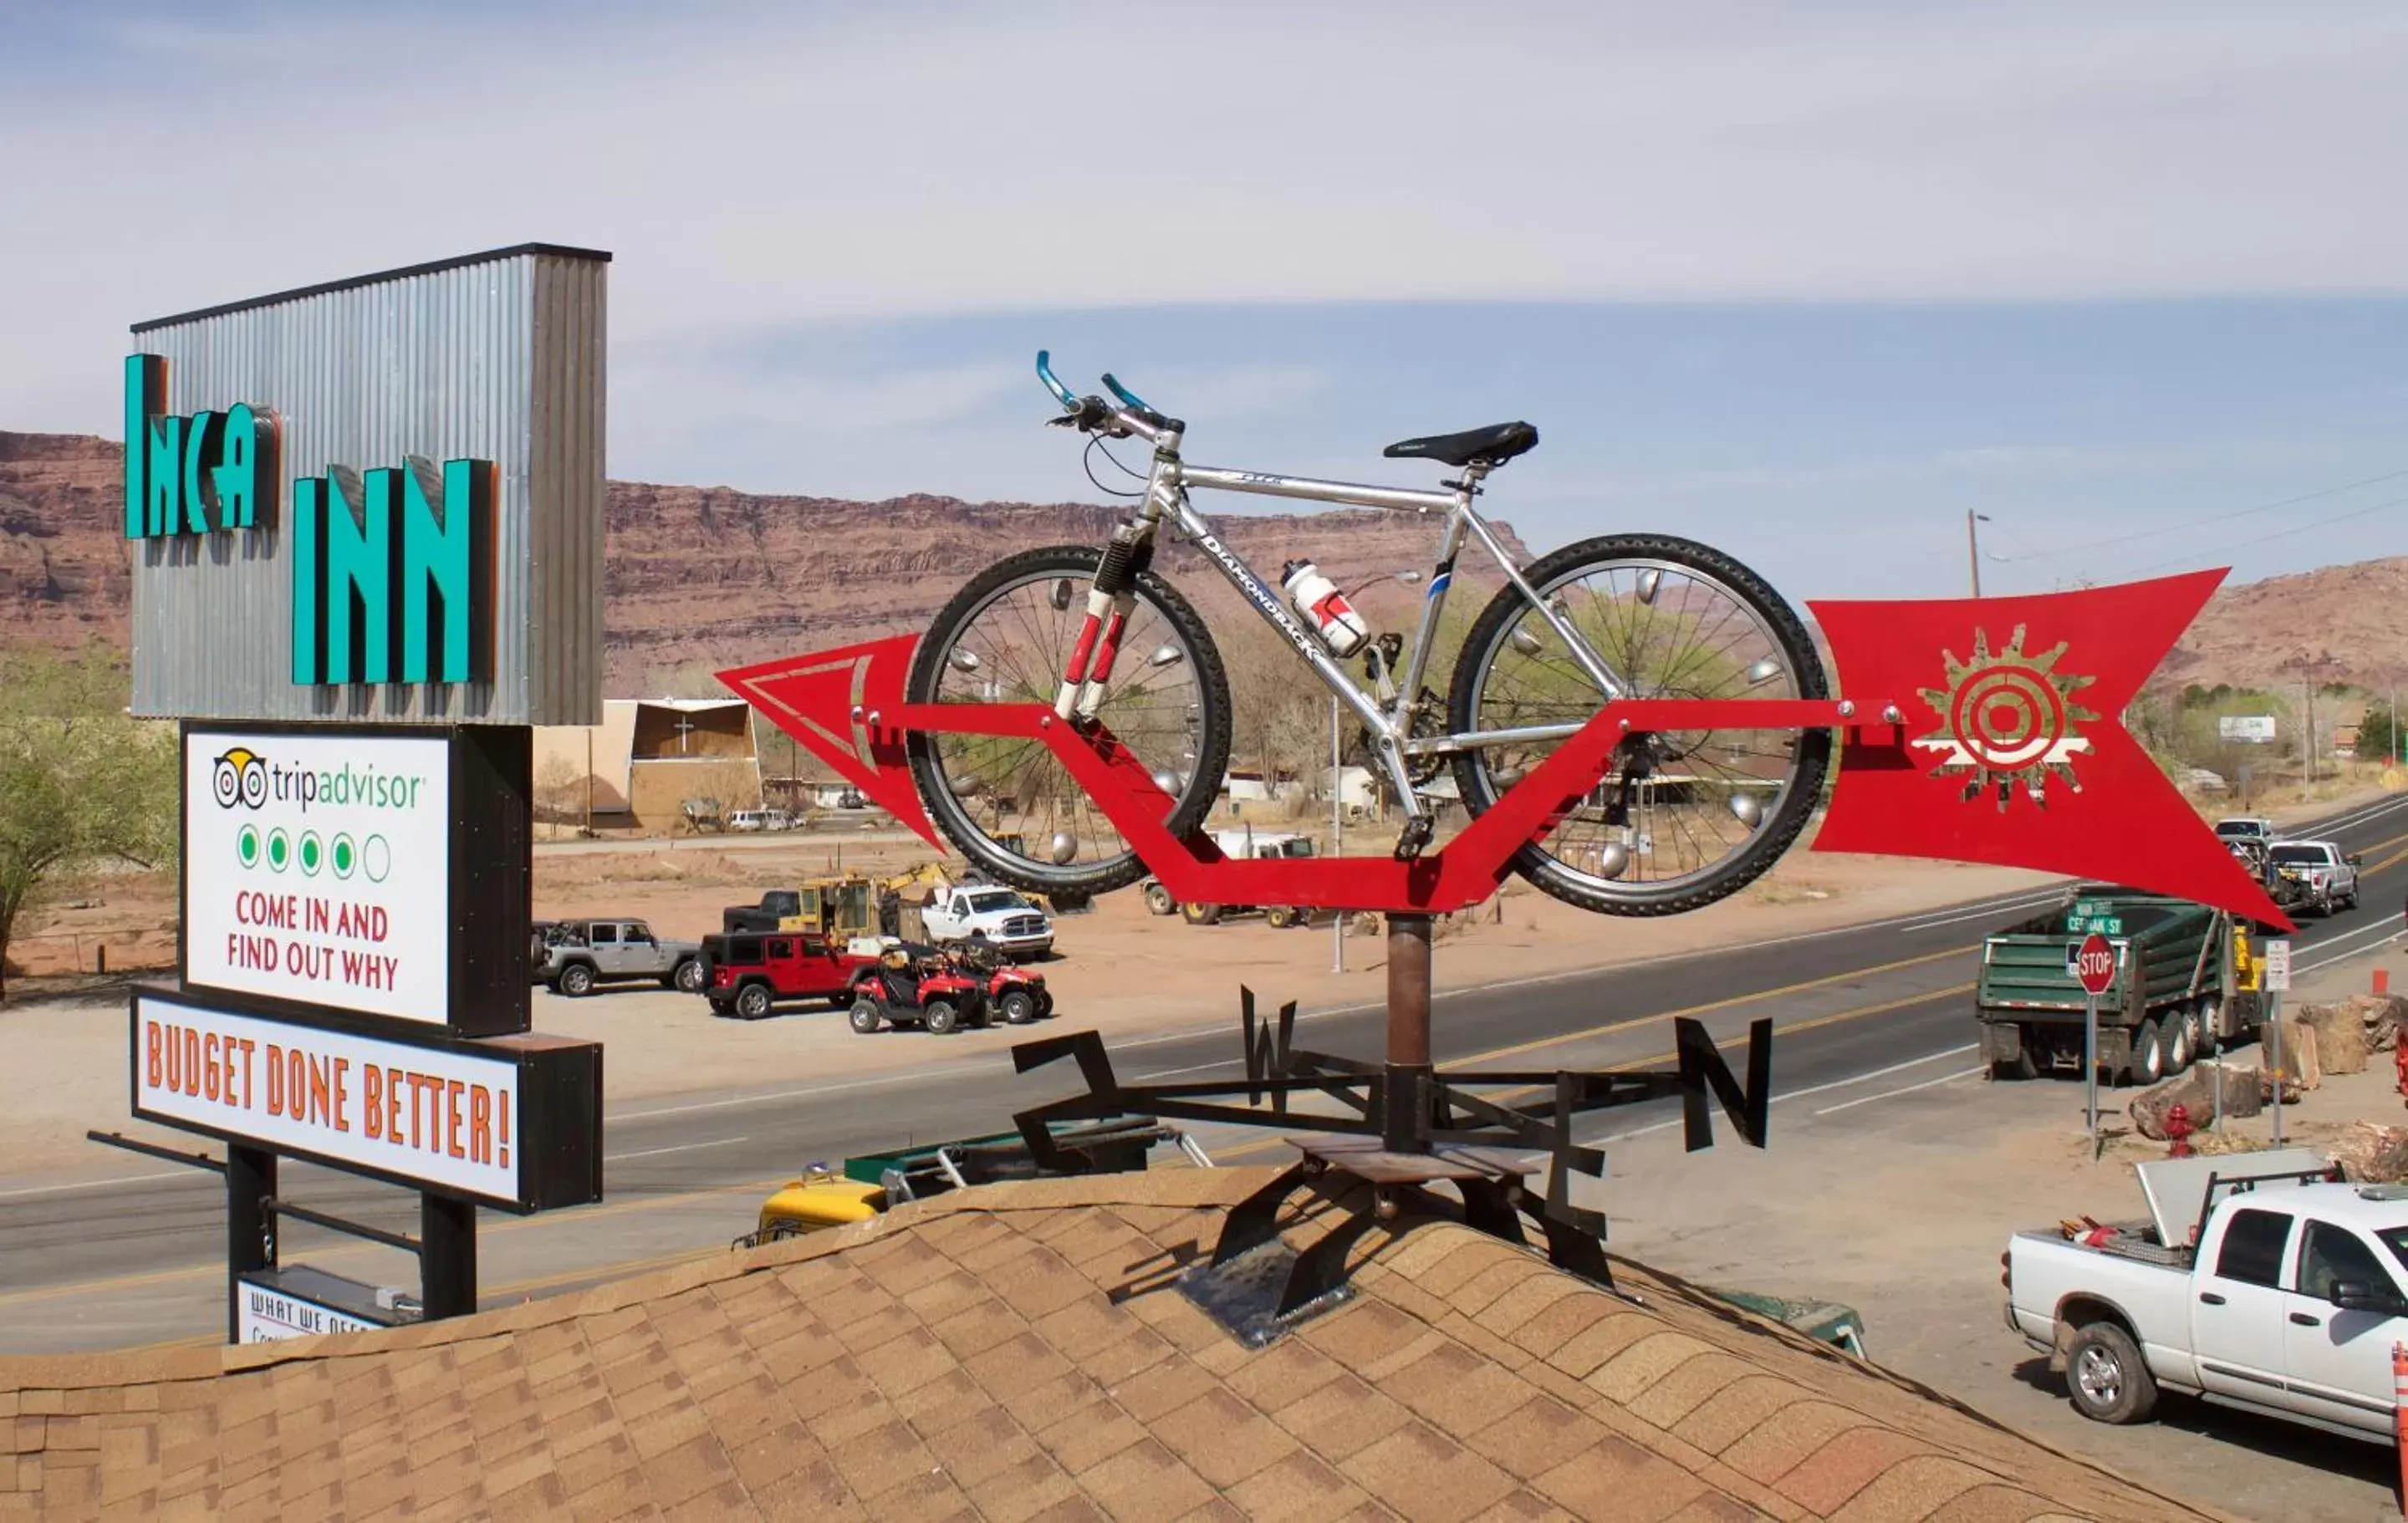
[2069,915,2123,936]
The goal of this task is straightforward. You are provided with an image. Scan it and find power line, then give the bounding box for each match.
[1995,465,2408,564]
[2124,491,2408,576]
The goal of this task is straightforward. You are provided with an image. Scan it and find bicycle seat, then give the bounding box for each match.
[1382,421,1538,469]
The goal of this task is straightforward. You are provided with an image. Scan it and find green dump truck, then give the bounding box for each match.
[1976,885,2265,1086]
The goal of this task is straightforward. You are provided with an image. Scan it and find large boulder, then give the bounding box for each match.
[2299,1001,2369,1076]
[2272,1017,2324,1092]
[2347,992,2408,1052]
[2130,1063,2262,1137]
[2332,1121,2408,1184]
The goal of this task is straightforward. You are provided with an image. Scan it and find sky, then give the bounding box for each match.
[3,1,2405,602]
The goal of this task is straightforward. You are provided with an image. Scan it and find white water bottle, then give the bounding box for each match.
[1281,560,1370,657]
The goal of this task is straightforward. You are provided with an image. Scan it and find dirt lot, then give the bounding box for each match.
[1600,938,2408,1523]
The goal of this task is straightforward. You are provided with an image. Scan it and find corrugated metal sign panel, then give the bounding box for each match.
[128,244,606,726]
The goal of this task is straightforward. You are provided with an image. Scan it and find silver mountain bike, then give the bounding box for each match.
[906,354,1832,915]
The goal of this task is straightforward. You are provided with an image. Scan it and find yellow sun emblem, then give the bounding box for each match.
[1913,624,2099,810]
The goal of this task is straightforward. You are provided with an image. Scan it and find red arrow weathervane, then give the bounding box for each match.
[722,569,2289,929]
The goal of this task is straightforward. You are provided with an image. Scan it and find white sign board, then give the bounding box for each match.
[2264,938,2292,992]
[183,730,449,1025]
[135,993,523,1204]
[237,1280,386,1343]
[2219,716,2278,744]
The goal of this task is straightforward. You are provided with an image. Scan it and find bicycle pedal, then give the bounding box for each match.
[1392,817,1435,861]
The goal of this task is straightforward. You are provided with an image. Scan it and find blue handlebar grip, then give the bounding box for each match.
[1100,372,1152,412]
[1036,350,1078,409]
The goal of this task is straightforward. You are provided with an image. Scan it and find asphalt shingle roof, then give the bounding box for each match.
[0,1166,2222,1520]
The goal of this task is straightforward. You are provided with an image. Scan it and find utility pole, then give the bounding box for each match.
[2302,676,2314,788]
[1966,512,1990,598]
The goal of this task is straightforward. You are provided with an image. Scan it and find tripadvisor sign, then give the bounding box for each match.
[183,728,452,1027]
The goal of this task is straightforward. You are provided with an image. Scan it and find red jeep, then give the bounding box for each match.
[704,932,880,1021]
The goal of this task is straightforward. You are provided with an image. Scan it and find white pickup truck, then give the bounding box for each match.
[918,884,1054,959]
[2006,1151,2408,1443]
[2267,839,2363,916]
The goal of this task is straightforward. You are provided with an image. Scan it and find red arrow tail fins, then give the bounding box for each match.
[719,634,938,845]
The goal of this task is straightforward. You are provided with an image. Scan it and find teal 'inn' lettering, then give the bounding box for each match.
[292,458,494,685]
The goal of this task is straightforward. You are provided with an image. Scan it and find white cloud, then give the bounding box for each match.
[3,1,2405,436]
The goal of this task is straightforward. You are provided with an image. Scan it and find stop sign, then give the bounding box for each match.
[2074,932,2117,996]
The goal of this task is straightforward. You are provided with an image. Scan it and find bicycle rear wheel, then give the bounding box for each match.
[906,545,1232,895]
[1446,533,1830,916]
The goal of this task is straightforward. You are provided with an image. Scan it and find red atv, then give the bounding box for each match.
[947,941,1054,1025]
[846,944,990,1035]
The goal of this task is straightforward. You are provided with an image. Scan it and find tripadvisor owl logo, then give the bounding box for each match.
[211,747,270,810]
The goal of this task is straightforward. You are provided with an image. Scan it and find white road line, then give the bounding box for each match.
[2297,919,2405,975]
[1596,1043,1982,1142]
[1134,1057,1241,1082]
[1813,1067,1987,1116]
[614,1066,985,1121]
[605,1136,750,1163]
[0,1172,187,1201]
[2316,792,2408,837]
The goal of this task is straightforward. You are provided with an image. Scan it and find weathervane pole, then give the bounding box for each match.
[1382,913,1434,1152]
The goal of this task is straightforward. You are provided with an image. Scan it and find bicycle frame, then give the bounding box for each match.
[1059,406,1632,819]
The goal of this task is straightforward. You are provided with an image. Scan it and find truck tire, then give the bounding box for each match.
[735,982,774,1021]
[849,998,884,1035]
[672,958,708,994]
[556,962,596,998]
[1143,883,1176,916]
[1264,906,1297,930]
[1180,901,1223,926]
[2161,1011,2192,1076]
[924,1000,962,1036]
[2065,1322,2157,1425]
[2130,1017,2165,1087]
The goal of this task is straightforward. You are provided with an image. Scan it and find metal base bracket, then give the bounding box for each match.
[1176,1238,1360,1349]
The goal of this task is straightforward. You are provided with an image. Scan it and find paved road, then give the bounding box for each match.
[6,793,2404,1352]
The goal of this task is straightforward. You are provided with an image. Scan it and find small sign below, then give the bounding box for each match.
[2264,937,2292,992]
[237,1265,416,1344]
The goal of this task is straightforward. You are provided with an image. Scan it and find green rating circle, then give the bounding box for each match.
[332,833,357,879]
[236,825,260,869]
[266,828,291,873]
[298,832,324,877]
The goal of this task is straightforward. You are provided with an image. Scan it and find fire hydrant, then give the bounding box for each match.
[2166,1103,2196,1159]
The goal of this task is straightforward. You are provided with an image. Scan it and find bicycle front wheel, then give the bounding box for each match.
[1447,533,1831,916]
[906,545,1232,896]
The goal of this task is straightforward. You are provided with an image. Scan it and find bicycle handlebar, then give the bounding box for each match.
[1035,350,1079,410]
[1035,350,1179,441]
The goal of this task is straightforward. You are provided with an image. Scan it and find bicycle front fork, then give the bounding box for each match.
[1054,591,1136,721]
[1054,526,1150,721]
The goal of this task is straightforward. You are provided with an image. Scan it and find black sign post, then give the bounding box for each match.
[225,1145,276,1345]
